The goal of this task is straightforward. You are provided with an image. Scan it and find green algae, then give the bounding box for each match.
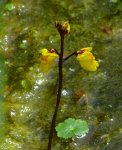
[0,55,7,144]
[0,0,122,149]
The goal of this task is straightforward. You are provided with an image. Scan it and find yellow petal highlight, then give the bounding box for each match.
[41,48,48,56]
[40,48,58,72]
[63,21,70,34]
[81,47,93,51]
[76,48,99,71]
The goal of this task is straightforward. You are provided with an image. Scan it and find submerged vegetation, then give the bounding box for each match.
[0,0,122,149]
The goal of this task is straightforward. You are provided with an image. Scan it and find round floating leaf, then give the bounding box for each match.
[55,118,89,139]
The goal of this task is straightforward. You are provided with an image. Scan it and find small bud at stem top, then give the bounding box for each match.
[55,21,70,36]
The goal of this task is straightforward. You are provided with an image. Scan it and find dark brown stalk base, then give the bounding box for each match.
[47,36,64,150]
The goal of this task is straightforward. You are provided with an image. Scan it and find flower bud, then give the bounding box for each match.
[55,21,70,36]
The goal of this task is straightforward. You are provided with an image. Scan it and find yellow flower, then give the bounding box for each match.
[40,48,59,72]
[76,47,99,71]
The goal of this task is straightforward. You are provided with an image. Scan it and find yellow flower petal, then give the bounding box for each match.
[81,47,93,51]
[41,48,58,57]
[76,48,99,71]
[77,47,92,54]
[78,59,99,71]
[41,48,48,56]
[40,48,58,72]
[40,61,54,72]
[48,52,59,57]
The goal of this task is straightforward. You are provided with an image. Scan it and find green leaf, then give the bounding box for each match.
[55,118,89,139]
[4,3,15,11]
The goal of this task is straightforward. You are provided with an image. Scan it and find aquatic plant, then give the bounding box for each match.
[55,118,89,139]
[40,21,99,150]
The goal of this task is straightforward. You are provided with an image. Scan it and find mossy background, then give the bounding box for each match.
[0,0,122,149]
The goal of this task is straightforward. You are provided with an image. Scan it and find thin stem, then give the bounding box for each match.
[63,51,76,62]
[54,49,60,56]
[47,35,64,150]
